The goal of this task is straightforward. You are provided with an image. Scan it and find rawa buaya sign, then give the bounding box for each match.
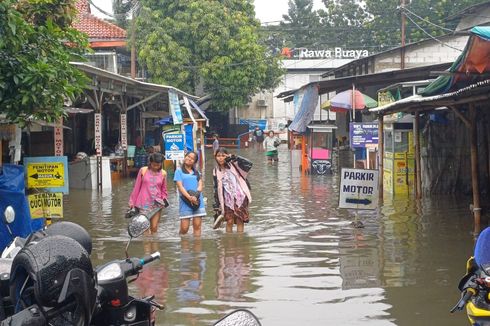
[282,47,369,59]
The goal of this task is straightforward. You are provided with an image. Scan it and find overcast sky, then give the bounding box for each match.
[90,0,324,24]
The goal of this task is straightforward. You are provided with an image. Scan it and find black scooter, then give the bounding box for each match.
[91,212,164,325]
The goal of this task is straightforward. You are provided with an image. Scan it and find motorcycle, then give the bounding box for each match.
[0,208,162,326]
[0,206,262,326]
[451,226,490,325]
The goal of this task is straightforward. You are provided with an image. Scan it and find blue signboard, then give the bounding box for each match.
[23,156,69,194]
[239,119,267,131]
[164,133,185,160]
[349,122,379,148]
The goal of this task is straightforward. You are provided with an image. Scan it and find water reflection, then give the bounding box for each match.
[62,148,474,325]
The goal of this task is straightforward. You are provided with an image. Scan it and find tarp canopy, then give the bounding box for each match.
[288,84,319,134]
[423,26,490,96]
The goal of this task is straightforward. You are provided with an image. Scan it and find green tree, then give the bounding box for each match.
[318,0,370,49]
[136,0,283,111]
[280,0,321,48]
[0,0,89,124]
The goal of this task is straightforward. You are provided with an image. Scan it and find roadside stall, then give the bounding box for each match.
[382,115,415,196]
[306,124,337,175]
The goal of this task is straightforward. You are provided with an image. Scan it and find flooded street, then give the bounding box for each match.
[64,147,475,325]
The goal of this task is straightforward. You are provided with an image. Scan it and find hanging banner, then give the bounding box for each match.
[169,90,183,124]
[28,192,64,219]
[94,113,102,156]
[54,117,63,156]
[120,113,127,150]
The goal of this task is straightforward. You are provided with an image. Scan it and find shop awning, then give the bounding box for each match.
[422,26,490,96]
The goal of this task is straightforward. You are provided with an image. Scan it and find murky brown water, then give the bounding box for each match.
[64,147,476,325]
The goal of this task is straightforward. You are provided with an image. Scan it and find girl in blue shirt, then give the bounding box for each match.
[174,151,205,236]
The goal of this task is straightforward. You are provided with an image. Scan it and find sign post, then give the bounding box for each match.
[24,156,69,225]
[164,133,185,160]
[339,168,379,227]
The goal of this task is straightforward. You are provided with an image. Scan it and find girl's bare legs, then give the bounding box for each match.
[192,217,202,237]
[236,219,244,233]
[149,210,162,234]
[180,218,191,235]
[226,219,234,233]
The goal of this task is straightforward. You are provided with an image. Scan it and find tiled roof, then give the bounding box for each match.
[73,0,127,40]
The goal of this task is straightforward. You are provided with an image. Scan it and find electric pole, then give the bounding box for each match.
[401,0,406,69]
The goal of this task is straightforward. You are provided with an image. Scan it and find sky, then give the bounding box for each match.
[89,0,324,24]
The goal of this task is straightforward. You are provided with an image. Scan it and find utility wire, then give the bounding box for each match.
[403,13,463,52]
[402,7,454,33]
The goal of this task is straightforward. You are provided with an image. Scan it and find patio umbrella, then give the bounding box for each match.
[321,89,377,112]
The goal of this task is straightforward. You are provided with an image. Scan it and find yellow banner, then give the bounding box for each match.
[27,162,65,188]
[28,192,63,219]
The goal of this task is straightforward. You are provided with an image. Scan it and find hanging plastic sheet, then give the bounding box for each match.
[184,124,194,152]
[288,84,319,134]
[0,164,43,251]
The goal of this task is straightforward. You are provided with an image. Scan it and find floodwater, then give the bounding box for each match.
[64,147,476,325]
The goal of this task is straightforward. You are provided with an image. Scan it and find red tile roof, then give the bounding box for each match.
[73,0,127,40]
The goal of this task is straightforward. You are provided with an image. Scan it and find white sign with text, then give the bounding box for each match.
[339,168,379,210]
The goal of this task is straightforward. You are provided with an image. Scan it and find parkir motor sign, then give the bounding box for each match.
[339,168,379,210]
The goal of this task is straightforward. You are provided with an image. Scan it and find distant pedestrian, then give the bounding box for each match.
[128,153,168,234]
[212,147,252,233]
[174,151,205,236]
[212,134,220,153]
[253,126,264,150]
[263,131,280,164]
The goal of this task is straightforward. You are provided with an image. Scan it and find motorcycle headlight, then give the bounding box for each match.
[97,263,122,281]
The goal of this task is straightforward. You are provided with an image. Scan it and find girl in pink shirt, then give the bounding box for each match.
[129,153,168,234]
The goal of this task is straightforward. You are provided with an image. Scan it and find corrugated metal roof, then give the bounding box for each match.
[370,79,490,115]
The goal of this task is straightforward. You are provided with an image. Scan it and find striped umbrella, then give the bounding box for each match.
[321,89,377,112]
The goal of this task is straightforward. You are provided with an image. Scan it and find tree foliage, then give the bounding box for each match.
[135,0,283,111]
[267,0,487,53]
[0,0,89,124]
[280,0,321,48]
[112,0,132,29]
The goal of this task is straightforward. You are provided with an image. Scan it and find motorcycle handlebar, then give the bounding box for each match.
[124,251,161,278]
[450,289,475,313]
[140,252,161,265]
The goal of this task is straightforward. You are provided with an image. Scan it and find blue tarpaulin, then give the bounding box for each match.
[184,124,194,152]
[0,164,43,251]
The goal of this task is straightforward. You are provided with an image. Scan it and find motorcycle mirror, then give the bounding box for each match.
[127,214,150,239]
[213,309,261,326]
[4,206,15,224]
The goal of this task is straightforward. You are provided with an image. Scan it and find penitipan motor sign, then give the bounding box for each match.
[339,168,379,210]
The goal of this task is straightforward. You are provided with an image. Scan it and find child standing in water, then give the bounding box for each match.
[174,151,205,236]
[212,147,252,233]
[129,153,168,234]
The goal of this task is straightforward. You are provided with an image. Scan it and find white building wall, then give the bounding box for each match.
[374,35,469,72]
[238,58,352,131]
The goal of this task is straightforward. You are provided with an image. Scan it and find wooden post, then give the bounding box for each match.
[469,104,481,233]
[301,134,308,174]
[414,112,422,198]
[378,114,384,201]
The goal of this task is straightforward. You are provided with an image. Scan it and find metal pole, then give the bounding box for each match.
[401,0,406,70]
[378,114,384,201]
[414,112,422,198]
[469,104,481,233]
[130,0,137,79]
